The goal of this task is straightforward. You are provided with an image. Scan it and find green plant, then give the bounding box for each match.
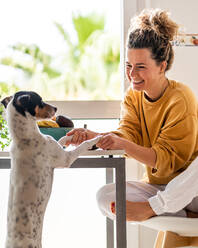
[0,105,11,150]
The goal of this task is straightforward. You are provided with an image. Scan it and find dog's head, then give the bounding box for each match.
[1,91,57,119]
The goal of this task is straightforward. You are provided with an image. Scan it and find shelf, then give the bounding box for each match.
[173,45,198,47]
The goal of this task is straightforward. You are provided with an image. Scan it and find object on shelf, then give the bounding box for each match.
[37,115,74,140]
[37,115,74,128]
[172,34,198,46]
[39,127,72,141]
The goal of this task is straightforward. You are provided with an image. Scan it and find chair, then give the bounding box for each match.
[140,216,198,247]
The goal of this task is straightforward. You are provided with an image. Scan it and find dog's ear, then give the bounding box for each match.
[17,95,31,107]
[14,95,31,117]
[1,96,13,108]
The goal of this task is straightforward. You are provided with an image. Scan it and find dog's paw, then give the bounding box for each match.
[83,136,102,150]
[58,135,73,146]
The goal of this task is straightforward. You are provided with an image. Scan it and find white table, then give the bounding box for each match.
[0,150,127,248]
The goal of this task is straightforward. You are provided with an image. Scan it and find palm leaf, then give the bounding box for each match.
[72,13,105,49]
[12,43,51,66]
[54,22,73,47]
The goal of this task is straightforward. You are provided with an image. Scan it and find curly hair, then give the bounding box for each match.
[127,9,179,71]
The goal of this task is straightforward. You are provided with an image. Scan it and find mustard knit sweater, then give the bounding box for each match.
[113,80,198,184]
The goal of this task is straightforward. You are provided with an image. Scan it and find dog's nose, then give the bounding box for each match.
[54,107,57,112]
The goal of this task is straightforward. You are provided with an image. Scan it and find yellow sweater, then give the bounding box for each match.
[113,80,198,184]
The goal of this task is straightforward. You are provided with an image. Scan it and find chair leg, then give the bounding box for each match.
[154,231,165,248]
[190,237,198,247]
[162,231,190,248]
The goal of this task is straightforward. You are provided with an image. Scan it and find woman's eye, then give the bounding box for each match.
[126,64,132,69]
[134,66,145,71]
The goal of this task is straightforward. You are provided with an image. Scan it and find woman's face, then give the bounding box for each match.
[126,48,166,99]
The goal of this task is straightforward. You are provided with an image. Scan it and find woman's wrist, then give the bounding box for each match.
[87,130,100,139]
[119,137,129,150]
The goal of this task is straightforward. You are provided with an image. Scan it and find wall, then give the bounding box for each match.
[150,0,198,33]
[151,0,198,97]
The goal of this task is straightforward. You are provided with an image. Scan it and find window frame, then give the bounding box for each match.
[47,100,121,119]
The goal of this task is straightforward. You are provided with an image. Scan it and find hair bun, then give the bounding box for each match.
[130,9,179,41]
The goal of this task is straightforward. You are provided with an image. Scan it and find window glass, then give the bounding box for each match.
[0,0,121,100]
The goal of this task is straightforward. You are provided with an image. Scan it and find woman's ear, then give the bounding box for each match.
[160,61,167,73]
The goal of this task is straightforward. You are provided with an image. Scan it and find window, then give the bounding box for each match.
[0,1,121,247]
[0,0,121,100]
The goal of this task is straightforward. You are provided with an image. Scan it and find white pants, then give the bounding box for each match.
[96,181,198,220]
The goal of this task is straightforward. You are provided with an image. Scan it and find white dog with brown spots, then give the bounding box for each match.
[1,91,101,248]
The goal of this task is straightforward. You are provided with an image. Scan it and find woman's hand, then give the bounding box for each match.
[65,128,99,146]
[97,133,125,150]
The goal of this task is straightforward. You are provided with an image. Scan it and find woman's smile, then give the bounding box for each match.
[132,79,145,90]
[132,80,144,85]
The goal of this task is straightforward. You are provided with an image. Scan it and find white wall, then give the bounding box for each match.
[167,47,198,97]
[150,0,198,33]
[151,0,198,97]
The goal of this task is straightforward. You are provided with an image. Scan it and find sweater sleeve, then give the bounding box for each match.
[112,88,143,145]
[152,101,197,178]
[148,157,198,214]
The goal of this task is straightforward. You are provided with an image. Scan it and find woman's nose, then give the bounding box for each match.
[130,68,138,78]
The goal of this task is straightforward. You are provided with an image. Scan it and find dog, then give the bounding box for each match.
[1,91,101,248]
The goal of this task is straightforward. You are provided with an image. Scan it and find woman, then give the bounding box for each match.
[66,9,198,220]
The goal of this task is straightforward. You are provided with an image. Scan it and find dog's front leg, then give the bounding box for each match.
[67,136,102,166]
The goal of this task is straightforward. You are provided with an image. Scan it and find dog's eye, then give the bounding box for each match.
[39,101,45,108]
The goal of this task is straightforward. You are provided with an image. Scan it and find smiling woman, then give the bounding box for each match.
[69,8,198,226]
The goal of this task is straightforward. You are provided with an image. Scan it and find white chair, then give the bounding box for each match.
[140,216,198,247]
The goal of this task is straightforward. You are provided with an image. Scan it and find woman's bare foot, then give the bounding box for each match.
[111,201,156,222]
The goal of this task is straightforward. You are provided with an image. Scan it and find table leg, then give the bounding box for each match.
[106,168,114,248]
[116,164,127,248]
[106,217,114,248]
